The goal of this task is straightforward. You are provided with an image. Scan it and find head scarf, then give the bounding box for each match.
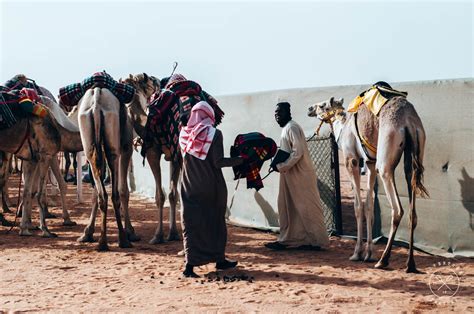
[179,101,216,160]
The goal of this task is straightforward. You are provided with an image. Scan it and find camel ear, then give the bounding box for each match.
[143,73,149,82]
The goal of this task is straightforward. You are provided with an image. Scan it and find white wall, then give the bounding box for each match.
[131,78,474,257]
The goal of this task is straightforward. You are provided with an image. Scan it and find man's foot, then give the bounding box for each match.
[264,241,287,251]
[216,259,238,270]
[183,264,199,278]
[295,245,321,251]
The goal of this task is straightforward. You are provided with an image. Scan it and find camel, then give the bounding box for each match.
[0,92,83,224]
[0,102,82,236]
[308,92,428,273]
[121,73,181,244]
[76,86,136,250]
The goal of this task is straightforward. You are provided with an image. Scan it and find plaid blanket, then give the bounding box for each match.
[59,72,135,107]
[230,132,277,191]
[143,80,224,163]
[0,87,46,129]
[4,75,43,95]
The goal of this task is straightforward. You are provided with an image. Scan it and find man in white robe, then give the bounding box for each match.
[265,102,329,250]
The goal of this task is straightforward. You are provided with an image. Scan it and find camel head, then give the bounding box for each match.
[120,73,160,114]
[307,97,344,118]
[120,73,160,102]
[308,97,345,135]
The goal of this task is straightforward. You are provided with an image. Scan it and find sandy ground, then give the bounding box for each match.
[0,173,473,313]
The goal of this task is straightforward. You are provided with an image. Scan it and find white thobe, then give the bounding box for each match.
[276,120,329,247]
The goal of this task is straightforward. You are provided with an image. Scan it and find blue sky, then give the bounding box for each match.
[1,0,472,96]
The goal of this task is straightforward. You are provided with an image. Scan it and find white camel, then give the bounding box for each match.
[121,73,181,244]
[308,94,428,273]
[76,87,136,250]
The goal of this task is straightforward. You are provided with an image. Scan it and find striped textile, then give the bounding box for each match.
[143,80,224,163]
[230,132,277,191]
[59,72,135,107]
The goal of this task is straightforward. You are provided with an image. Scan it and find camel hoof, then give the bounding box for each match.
[364,253,377,263]
[19,228,33,236]
[77,233,96,243]
[374,260,389,269]
[44,212,57,219]
[127,232,141,242]
[97,242,109,252]
[41,230,58,238]
[349,253,363,262]
[119,240,133,249]
[63,219,77,227]
[167,232,181,242]
[149,235,164,244]
[406,267,422,274]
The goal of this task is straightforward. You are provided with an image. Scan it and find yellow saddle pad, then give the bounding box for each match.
[348,87,388,116]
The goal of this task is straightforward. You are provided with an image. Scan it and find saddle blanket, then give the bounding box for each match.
[348,85,407,116]
[230,132,277,191]
[59,72,135,108]
[143,80,224,163]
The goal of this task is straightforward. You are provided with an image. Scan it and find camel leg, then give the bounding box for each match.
[374,131,404,269]
[89,160,109,251]
[120,151,140,242]
[1,153,12,213]
[148,149,166,244]
[38,176,56,219]
[19,160,39,236]
[346,156,364,261]
[167,160,181,241]
[363,161,377,262]
[36,157,58,238]
[64,152,71,181]
[77,189,99,243]
[50,157,76,226]
[403,147,419,273]
[103,150,131,249]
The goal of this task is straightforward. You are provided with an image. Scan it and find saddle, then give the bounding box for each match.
[348,85,407,116]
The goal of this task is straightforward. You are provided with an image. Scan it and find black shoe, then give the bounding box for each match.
[183,264,200,278]
[216,259,238,270]
[295,245,321,251]
[264,241,287,251]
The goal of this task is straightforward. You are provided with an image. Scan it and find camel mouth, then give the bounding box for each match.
[307,107,317,117]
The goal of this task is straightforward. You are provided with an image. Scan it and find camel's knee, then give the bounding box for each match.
[168,191,177,205]
[345,158,358,171]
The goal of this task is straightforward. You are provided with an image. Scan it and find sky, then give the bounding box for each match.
[1,0,472,96]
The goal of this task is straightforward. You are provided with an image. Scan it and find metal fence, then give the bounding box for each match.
[306,134,343,235]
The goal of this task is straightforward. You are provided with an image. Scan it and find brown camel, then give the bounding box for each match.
[121,73,181,244]
[0,107,81,236]
[308,92,428,273]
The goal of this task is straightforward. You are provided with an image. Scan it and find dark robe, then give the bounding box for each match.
[181,130,241,266]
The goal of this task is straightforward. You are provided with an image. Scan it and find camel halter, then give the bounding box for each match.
[315,107,344,136]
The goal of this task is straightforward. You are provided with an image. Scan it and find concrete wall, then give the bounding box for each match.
[131,78,474,257]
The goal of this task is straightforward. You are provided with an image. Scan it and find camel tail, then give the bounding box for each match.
[90,87,104,180]
[408,127,429,199]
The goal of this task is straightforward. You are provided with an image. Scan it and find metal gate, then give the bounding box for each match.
[307,134,343,235]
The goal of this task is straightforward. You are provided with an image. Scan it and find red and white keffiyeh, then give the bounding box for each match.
[179,101,216,160]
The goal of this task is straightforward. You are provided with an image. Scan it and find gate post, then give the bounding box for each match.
[331,133,343,235]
